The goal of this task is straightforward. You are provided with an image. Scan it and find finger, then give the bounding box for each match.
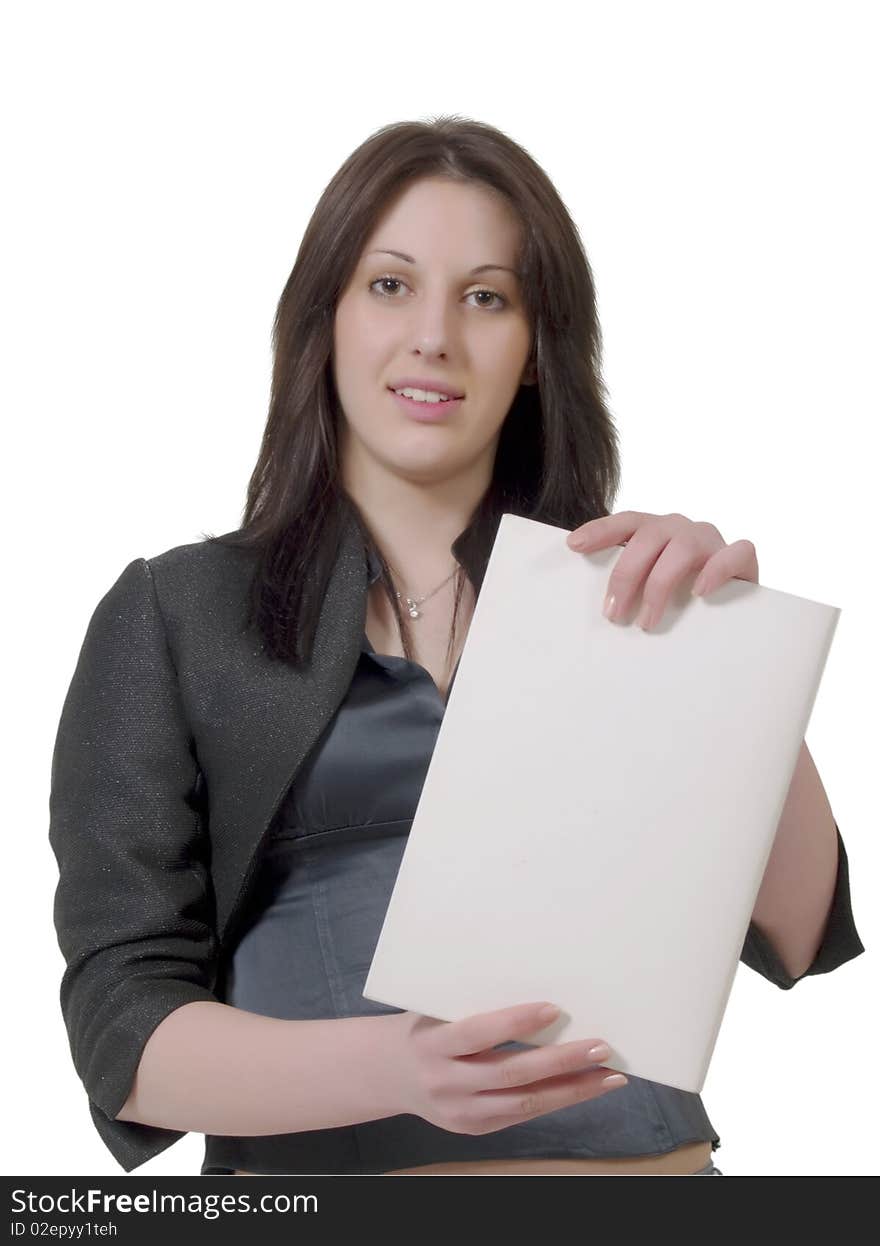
[627,539,706,629]
[601,528,689,624]
[466,1035,613,1094]
[567,510,645,549]
[692,539,759,596]
[472,1066,628,1129]
[438,1002,563,1059]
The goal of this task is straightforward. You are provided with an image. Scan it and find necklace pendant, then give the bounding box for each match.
[406,598,421,619]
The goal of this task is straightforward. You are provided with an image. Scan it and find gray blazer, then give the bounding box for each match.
[49,510,864,1173]
[50,514,371,1172]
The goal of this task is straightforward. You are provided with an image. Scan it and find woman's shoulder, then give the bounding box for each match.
[143,525,259,583]
[146,528,257,577]
[141,530,261,633]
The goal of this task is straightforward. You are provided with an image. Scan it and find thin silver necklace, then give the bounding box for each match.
[394,566,458,619]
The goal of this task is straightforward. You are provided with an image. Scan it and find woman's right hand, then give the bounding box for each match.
[383,1002,627,1135]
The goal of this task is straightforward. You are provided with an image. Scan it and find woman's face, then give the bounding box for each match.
[333,176,534,489]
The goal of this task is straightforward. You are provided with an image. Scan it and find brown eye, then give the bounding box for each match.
[372,277,403,295]
[470,289,506,309]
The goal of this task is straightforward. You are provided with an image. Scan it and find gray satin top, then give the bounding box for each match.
[201,546,863,1175]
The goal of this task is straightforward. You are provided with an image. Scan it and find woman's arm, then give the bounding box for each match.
[50,557,234,1169]
[116,1002,403,1134]
[750,741,841,979]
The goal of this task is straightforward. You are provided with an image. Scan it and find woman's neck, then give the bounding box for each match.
[345,470,487,594]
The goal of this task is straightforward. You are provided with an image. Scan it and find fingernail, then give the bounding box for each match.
[603,592,617,621]
[587,1042,611,1061]
[638,604,655,631]
[539,1004,561,1022]
[601,1073,628,1088]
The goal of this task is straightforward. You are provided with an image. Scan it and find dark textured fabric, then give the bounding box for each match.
[48,517,866,1173]
[49,520,370,1174]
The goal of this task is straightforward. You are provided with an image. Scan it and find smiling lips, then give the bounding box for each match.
[388,387,462,422]
[389,377,465,399]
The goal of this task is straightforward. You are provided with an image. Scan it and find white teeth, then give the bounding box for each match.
[393,387,456,403]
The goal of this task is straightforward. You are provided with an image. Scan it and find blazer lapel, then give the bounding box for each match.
[197,510,370,948]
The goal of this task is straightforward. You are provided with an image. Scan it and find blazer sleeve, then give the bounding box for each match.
[739,821,865,990]
[49,556,220,1173]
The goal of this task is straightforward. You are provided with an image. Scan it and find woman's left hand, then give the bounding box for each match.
[566,511,760,631]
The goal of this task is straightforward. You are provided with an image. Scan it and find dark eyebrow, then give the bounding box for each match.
[367,249,521,280]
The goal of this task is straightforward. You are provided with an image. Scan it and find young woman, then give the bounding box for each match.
[49,117,863,1178]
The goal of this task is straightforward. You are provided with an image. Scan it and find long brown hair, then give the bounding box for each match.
[203,114,621,670]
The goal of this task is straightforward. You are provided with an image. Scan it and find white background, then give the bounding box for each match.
[3,0,876,1177]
